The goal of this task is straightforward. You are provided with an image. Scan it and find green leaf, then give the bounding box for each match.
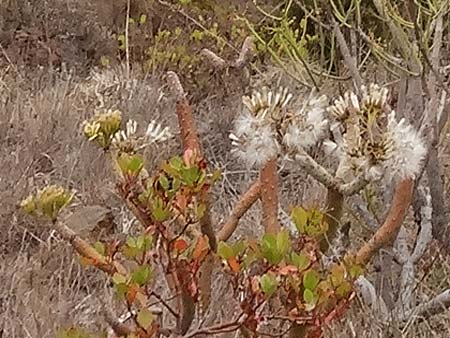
[159,175,170,190]
[181,167,200,186]
[128,155,144,174]
[112,273,127,285]
[57,328,91,338]
[195,202,206,219]
[117,154,144,176]
[336,281,352,298]
[152,198,171,222]
[136,234,153,251]
[139,14,147,24]
[126,237,137,248]
[303,288,318,308]
[232,240,246,256]
[94,242,106,256]
[276,230,291,258]
[218,242,234,260]
[137,308,154,329]
[260,273,278,297]
[172,178,181,191]
[131,265,152,286]
[114,283,129,300]
[349,264,364,279]
[330,264,346,286]
[261,233,280,265]
[122,245,140,259]
[303,269,320,291]
[169,156,183,170]
[241,250,258,269]
[211,169,222,182]
[291,252,310,271]
[291,207,308,234]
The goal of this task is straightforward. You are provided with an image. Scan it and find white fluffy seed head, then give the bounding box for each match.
[383,111,427,181]
[282,94,329,153]
[232,87,331,166]
[230,112,279,168]
[326,84,426,183]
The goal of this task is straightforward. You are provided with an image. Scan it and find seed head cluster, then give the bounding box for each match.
[326,84,426,182]
[230,83,427,182]
[230,87,328,168]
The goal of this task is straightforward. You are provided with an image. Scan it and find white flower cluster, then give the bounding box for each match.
[112,119,173,153]
[326,84,426,182]
[229,87,328,168]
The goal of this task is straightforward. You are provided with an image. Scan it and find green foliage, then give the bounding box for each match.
[260,272,279,297]
[216,206,364,328]
[20,185,74,221]
[82,110,122,150]
[291,206,328,237]
[57,328,106,338]
[260,230,291,265]
[117,153,144,178]
[137,308,154,329]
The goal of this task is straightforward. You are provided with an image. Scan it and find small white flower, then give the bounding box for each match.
[126,119,137,137]
[243,86,292,119]
[361,83,389,109]
[145,120,173,144]
[111,119,173,152]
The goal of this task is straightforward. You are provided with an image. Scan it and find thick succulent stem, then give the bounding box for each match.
[356,179,413,265]
[166,71,216,331]
[217,179,262,241]
[260,158,280,234]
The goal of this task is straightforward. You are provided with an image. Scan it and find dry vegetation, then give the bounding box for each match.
[1,0,450,337]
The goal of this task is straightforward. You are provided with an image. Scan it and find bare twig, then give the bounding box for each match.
[217,179,262,241]
[104,308,132,337]
[201,36,254,71]
[402,290,450,321]
[294,151,367,195]
[395,227,415,313]
[125,0,131,78]
[331,18,363,91]
[371,0,421,72]
[233,36,254,68]
[183,314,245,338]
[347,195,379,230]
[321,188,344,252]
[355,276,388,320]
[411,186,433,263]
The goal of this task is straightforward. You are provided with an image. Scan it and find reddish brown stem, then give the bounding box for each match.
[167,71,201,153]
[53,220,126,275]
[166,71,216,332]
[355,178,414,265]
[260,158,280,234]
[217,179,262,241]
